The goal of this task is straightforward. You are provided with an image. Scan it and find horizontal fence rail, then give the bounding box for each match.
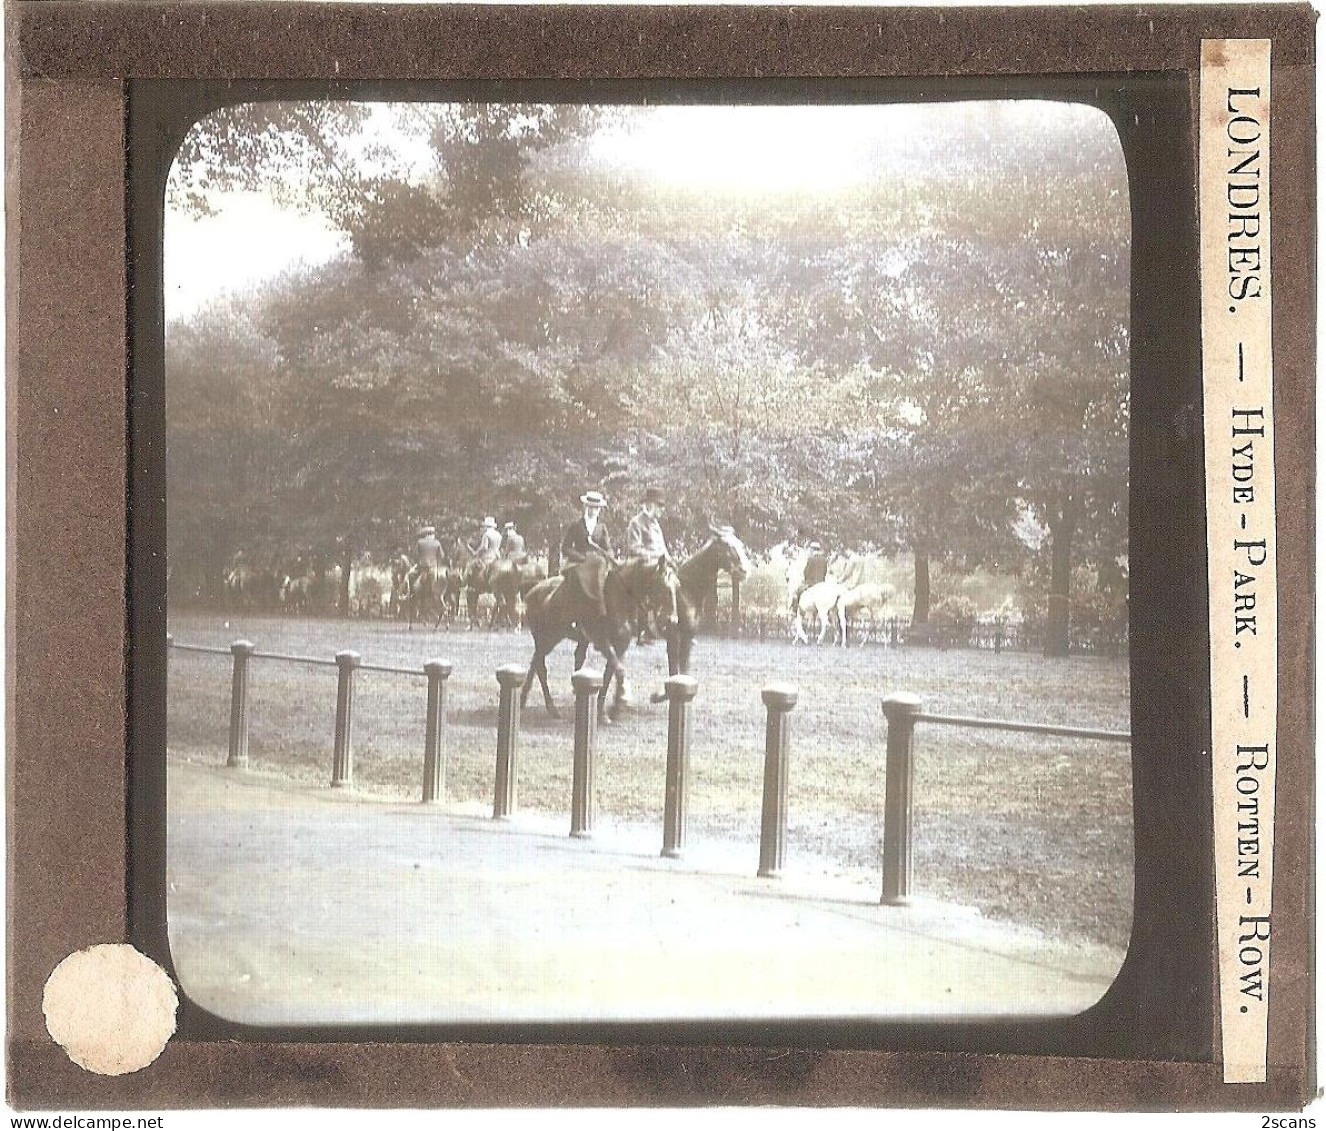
[251,648,339,669]
[167,641,234,657]
[357,661,428,677]
[169,636,449,798]
[912,712,1131,744]
[167,640,425,677]
[879,692,1132,907]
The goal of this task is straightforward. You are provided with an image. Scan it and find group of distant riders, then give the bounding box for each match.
[401,486,677,634]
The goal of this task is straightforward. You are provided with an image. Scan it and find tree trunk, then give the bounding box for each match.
[912,549,931,625]
[701,572,719,630]
[340,550,354,617]
[1046,490,1078,658]
[206,523,232,604]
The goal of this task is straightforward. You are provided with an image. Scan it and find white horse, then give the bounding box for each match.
[833,582,897,646]
[791,581,846,644]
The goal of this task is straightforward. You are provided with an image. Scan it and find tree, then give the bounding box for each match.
[166,99,1130,650]
[165,300,287,597]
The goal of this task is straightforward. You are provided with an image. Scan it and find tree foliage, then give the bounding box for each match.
[166,99,1130,649]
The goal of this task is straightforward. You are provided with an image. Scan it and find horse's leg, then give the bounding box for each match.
[609,634,631,720]
[598,641,624,723]
[649,630,676,705]
[523,642,558,716]
[536,650,559,715]
[520,653,537,707]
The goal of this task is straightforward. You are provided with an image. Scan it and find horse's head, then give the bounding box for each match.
[708,524,754,582]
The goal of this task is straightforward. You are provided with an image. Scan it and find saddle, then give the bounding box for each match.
[565,556,611,614]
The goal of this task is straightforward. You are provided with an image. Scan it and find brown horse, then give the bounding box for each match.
[466,558,547,628]
[400,562,452,631]
[521,557,680,722]
[651,526,754,702]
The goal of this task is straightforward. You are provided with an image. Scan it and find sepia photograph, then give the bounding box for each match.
[9,0,1319,1114]
[159,96,1134,1028]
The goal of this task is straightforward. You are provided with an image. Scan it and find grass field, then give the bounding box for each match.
[166,611,1133,951]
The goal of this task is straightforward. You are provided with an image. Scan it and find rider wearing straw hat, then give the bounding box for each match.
[471,516,502,564]
[559,490,614,618]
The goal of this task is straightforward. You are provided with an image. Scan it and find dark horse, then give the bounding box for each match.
[650,526,754,701]
[466,558,547,628]
[398,560,452,631]
[521,557,680,722]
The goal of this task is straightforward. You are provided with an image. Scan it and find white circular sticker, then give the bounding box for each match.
[43,944,178,1075]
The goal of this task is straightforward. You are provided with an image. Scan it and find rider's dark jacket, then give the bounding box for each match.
[560,517,613,566]
[415,535,444,568]
[803,551,830,587]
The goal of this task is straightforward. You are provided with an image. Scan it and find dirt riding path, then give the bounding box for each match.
[168,761,1124,1028]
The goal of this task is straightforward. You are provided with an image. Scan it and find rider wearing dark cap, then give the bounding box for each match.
[626,486,670,563]
[406,524,443,595]
[625,486,671,642]
[501,521,528,564]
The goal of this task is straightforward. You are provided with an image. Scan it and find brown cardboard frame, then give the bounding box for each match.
[6,1,1316,1111]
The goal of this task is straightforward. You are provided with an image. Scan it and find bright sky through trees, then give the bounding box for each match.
[165,99,1123,320]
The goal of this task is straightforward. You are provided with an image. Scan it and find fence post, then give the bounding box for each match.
[330,650,361,788]
[493,664,525,819]
[421,659,453,803]
[226,639,256,770]
[570,667,603,838]
[661,675,699,858]
[758,683,798,878]
[880,692,923,905]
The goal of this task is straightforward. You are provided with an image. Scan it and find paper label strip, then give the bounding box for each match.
[1200,38,1276,1085]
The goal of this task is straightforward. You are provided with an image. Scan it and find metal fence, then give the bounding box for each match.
[169,636,1129,910]
[877,693,1132,905]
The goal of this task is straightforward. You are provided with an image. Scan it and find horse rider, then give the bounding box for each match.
[471,516,502,564]
[559,490,613,619]
[625,486,670,563]
[791,539,831,611]
[625,486,671,641]
[406,525,443,594]
[501,521,528,564]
